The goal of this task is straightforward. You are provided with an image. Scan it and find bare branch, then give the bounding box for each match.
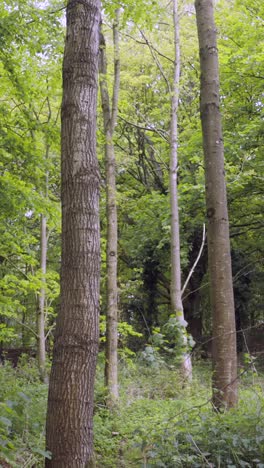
[139,29,171,93]
[181,223,206,297]
[119,115,169,142]
[13,318,38,338]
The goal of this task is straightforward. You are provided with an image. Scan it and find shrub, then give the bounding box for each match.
[0,359,49,467]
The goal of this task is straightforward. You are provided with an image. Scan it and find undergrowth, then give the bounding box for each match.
[0,358,48,467]
[93,359,264,467]
[0,355,263,467]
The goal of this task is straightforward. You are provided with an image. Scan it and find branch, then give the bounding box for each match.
[118,30,174,63]
[13,318,38,338]
[1,256,31,281]
[242,329,258,374]
[119,115,169,142]
[181,223,206,297]
[139,29,171,93]
[230,224,264,238]
[45,324,55,341]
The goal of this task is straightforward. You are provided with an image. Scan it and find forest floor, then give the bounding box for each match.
[0,354,263,467]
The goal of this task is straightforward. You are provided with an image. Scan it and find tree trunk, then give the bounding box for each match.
[170,0,192,381]
[45,0,101,466]
[38,146,49,384]
[99,9,120,407]
[195,0,238,409]
[37,213,48,383]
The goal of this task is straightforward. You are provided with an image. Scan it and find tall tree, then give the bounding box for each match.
[170,0,192,380]
[99,8,121,407]
[195,0,238,409]
[45,0,101,465]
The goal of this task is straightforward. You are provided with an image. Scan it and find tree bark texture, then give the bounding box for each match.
[170,0,192,381]
[99,9,120,407]
[195,0,238,409]
[37,213,48,383]
[45,0,101,466]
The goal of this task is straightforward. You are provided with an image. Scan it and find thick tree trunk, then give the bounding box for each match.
[37,213,48,383]
[99,9,120,407]
[45,0,101,466]
[170,0,192,381]
[195,0,238,409]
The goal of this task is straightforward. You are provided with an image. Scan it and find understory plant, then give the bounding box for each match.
[0,358,49,467]
[0,357,263,467]
[140,316,195,370]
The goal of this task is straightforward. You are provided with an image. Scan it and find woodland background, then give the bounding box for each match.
[0,0,263,466]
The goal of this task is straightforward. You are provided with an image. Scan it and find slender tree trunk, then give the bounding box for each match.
[22,265,28,347]
[37,213,48,383]
[38,148,49,384]
[45,0,101,466]
[195,0,238,409]
[170,0,192,381]
[99,9,120,407]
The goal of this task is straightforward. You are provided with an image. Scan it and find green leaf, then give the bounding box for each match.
[32,447,52,459]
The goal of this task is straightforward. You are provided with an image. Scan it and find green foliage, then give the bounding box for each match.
[92,361,264,467]
[140,345,165,369]
[0,0,62,347]
[0,0,264,463]
[0,357,263,467]
[140,317,195,369]
[0,360,48,466]
[133,387,264,467]
[100,315,143,363]
[103,0,163,29]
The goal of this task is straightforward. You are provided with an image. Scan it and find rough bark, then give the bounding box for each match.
[99,9,120,407]
[45,0,101,466]
[170,0,192,381]
[195,0,238,409]
[37,213,48,383]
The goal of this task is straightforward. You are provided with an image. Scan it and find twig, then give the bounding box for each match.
[119,115,169,142]
[242,329,257,375]
[139,29,171,93]
[13,318,38,338]
[45,324,55,341]
[187,433,212,466]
